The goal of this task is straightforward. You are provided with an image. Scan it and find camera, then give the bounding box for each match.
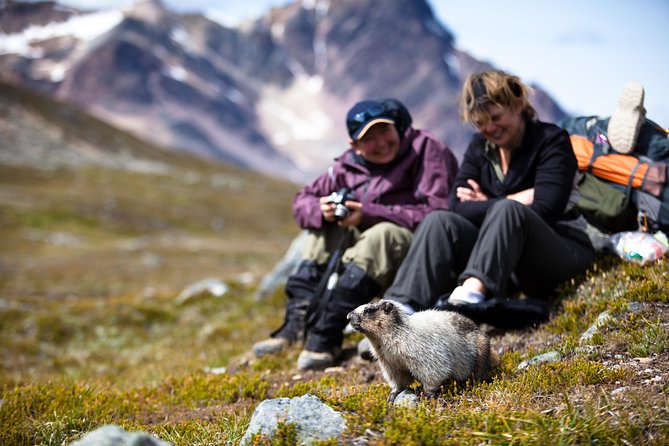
[327,188,355,221]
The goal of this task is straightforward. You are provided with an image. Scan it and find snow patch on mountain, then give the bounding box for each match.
[170,26,196,52]
[0,10,123,56]
[259,75,331,144]
[163,64,187,82]
[49,63,69,82]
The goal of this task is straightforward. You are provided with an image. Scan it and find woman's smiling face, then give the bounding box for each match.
[475,102,525,149]
[353,123,401,164]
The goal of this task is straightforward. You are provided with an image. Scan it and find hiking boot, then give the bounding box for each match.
[252,337,291,357]
[607,82,645,154]
[296,347,341,371]
[305,263,381,354]
[265,260,324,345]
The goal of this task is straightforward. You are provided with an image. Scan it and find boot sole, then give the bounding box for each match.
[607,82,645,153]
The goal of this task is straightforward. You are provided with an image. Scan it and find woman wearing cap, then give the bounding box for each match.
[383,70,595,324]
[252,98,459,370]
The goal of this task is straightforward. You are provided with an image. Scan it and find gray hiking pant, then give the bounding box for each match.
[302,222,413,290]
[384,200,595,310]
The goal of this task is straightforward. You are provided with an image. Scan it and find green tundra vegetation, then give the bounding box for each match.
[1,158,667,445]
[0,84,668,444]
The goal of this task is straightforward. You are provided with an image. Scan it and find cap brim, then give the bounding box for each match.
[353,118,395,141]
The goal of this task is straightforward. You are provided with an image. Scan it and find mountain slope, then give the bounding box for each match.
[0,79,300,296]
[0,0,567,181]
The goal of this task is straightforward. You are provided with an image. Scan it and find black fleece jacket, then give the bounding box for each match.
[449,118,576,228]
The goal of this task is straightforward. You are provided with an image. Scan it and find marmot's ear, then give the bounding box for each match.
[380,300,395,313]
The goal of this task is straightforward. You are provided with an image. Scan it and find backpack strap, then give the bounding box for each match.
[587,138,599,174]
[624,157,644,200]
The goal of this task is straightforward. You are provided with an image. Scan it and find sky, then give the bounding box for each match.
[17,0,669,126]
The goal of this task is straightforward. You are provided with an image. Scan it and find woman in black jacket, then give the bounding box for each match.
[382,70,595,322]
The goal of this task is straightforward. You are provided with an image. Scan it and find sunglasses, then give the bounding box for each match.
[347,104,387,134]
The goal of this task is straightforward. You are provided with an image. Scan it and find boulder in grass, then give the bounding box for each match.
[70,425,171,446]
[241,394,346,445]
[176,278,229,304]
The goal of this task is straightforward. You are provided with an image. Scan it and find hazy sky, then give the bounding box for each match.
[20,0,669,125]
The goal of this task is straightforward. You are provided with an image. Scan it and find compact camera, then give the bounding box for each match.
[327,188,356,221]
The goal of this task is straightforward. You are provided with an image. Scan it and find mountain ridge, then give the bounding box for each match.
[0,0,567,181]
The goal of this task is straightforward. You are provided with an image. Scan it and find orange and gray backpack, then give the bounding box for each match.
[559,116,669,234]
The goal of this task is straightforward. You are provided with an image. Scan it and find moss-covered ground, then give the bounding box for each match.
[1,160,668,445]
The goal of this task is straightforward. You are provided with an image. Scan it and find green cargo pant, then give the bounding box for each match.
[301,222,413,290]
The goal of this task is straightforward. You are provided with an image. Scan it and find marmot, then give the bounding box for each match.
[347,300,494,403]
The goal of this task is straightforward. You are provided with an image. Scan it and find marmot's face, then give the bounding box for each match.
[347,300,403,335]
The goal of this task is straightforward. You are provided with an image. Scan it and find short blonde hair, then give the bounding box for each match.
[460,70,536,127]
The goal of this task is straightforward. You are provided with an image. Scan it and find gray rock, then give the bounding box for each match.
[176,278,229,304]
[580,310,614,345]
[579,303,643,346]
[202,366,227,375]
[69,425,171,446]
[611,386,630,397]
[393,390,419,407]
[255,231,306,299]
[518,351,562,370]
[241,394,346,445]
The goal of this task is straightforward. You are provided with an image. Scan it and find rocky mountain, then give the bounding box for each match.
[0,0,567,182]
[0,79,210,173]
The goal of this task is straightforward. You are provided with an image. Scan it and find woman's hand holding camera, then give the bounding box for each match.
[337,201,362,227]
[319,196,363,227]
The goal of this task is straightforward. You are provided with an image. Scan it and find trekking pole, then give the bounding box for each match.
[304,226,349,335]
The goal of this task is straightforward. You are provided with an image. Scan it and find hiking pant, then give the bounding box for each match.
[384,200,595,310]
[300,222,413,352]
[302,222,413,290]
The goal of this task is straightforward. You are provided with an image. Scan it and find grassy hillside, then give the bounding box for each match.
[0,81,225,167]
[0,162,298,298]
[0,80,301,298]
[1,240,667,445]
[0,83,668,445]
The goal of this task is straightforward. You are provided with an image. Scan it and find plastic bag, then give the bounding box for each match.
[610,230,669,265]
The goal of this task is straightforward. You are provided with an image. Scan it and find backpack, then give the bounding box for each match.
[559,116,669,233]
[577,171,637,233]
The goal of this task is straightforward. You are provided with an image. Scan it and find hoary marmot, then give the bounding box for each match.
[347,300,494,403]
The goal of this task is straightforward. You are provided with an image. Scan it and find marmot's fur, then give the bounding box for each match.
[347,300,494,402]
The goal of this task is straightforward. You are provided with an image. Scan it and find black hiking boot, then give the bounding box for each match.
[299,263,381,369]
[252,260,323,357]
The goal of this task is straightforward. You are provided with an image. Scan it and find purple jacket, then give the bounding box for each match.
[292,127,459,232]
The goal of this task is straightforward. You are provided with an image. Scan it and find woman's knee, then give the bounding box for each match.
[358,222,412,246]
[485,199,531,225]
[418,210,477,240]
[343,223,411,286]
[490,199,526,214]
[420,210,463,231]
